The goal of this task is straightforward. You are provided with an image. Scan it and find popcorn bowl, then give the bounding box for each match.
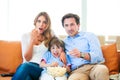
[47,66,66,77]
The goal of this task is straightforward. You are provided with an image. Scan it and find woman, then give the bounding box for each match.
[12,12,53,80]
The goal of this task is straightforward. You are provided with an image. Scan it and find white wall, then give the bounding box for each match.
[2,0,119,40]
[0,0,81,40]
[87,0,120,36]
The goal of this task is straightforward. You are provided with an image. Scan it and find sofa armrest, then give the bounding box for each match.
[0,40,23,74]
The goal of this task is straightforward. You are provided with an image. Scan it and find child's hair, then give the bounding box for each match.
[48,36,65,52]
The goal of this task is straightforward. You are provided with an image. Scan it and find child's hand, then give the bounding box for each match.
[50,62,58,67]
[62,65,71,73]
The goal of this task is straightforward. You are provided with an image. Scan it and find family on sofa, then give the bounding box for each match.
[0,12,120,80]
[12,11,109,80]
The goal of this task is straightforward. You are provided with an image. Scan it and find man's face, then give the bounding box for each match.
[63,18,79,37]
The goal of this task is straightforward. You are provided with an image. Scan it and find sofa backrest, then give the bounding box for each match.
[0,39,119,76]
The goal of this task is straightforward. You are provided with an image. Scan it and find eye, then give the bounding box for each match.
[64,24,68,27]
[51,46,55,49]
[37,20,41,23]
[43,21,47,24]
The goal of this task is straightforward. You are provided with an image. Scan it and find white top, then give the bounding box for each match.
[21,32,48,64]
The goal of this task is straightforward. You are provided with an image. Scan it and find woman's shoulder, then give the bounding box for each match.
[22,32,30,37]
[21,32,31,43]
[22,32,30,39]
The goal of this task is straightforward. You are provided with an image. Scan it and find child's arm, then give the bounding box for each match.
[40,60,59,68]
[40,60,50,68]
[60,51,67,65]
[63,54,71,73]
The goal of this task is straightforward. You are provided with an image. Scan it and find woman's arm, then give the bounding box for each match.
[24,42,34,61]
[22,29,41,61]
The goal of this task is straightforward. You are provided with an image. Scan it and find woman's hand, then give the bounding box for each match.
[30,29,42,45]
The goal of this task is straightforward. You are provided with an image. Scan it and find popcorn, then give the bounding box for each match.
[47,66,66,77]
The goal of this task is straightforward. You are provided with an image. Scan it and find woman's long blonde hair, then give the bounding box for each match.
[34,12,52,47]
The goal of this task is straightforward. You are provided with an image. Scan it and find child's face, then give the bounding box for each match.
[50,44,63,58]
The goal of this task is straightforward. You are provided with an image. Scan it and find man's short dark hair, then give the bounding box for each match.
[61,13,80,27]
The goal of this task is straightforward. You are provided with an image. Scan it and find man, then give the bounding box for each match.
[61,13,109,80]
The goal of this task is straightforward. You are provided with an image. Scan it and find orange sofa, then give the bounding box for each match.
[0,40,22,80]
[0,40,120,80]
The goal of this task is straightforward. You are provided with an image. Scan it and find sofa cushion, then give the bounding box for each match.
[0,76,11,80]
[101,43,119,75]
[118,51,120,72]
[119,53,120,72]
[0,40,23,74]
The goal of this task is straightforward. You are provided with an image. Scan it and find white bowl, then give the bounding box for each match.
[47,66,66,77]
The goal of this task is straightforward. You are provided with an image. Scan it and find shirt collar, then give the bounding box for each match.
[67,32,84,38]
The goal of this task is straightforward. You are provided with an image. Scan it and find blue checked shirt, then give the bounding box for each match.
[64,32,105,70]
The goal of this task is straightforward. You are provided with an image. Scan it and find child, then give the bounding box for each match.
[40,36,71,80]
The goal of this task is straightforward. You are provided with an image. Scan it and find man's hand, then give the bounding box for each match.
[69,49,91,60]
[69,48,81,58]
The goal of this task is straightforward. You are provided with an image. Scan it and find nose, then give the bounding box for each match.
[39,22,44,26]
[54,49,57,52]
[67,26,72,31]
[54,48,58,53]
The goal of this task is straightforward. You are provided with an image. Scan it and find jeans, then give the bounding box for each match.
[12,62,43,80]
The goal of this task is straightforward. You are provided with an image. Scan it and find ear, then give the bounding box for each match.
[78,23,80,27]
[77,24,80,31]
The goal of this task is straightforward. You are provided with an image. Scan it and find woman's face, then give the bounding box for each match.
[35,15,48,34]
[50,45,63,58]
